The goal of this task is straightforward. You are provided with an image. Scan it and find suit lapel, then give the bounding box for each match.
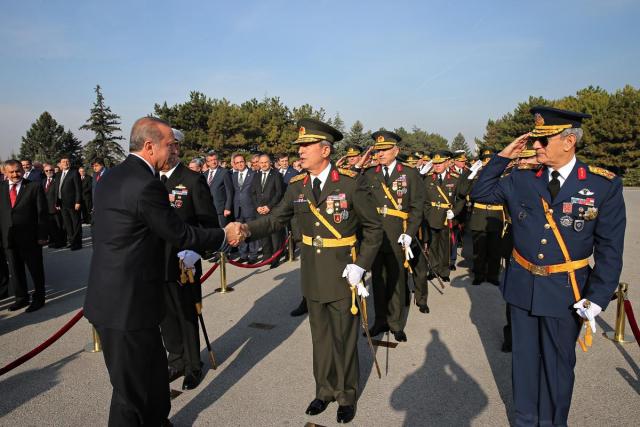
[12,180,28,208]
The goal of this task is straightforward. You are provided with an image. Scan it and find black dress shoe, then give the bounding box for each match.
[25,298,45,313]
[168,366,184,383]
[238,257,248,263]
[269,259,280,269]
[337,405,356,423]
[488,279,500,287]
[305,398,330,415]
[392,330,407,342]
[418,304,430,314]
[182,370,203,390]
[290,298,308,317]
[440,276,450,282]
[472,279,483,286]
[449,264,457,271]
[8,300,29,311]
[366,322,389,337]
[70,245,82,251]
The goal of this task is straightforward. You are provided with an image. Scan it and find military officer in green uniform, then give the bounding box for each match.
[363,131,425,341]
[423,150,465,282]
[238,118,382,424]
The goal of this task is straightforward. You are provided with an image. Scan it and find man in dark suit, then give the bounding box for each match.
[277,153,300,185]
[160,128,219,391]
[21,158,45,184]
[42,163,66,248]
[204,152,233,227]
[84,117,235,426]
[79,167,93,224]
[91,158,107,200]
[251,154,285,268]
[54,157,82,250]
[232,153,259,263]
[1,160,48,312]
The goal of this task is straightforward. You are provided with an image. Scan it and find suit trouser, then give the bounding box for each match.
[236,215,259,259]
[81,200,92,223]
[259,212,283,260]
[428,227,450,278]
[60,205,82,247]
[47,212,66,246]
[307,297,359,406]
[0,249,10,298]
[371,249,408,331]
[471,230,501,281]
[95,325,170,427]
[510,305,581,427]
[161,279,201,375]
[217,214,228,228]
[5,245,45,304]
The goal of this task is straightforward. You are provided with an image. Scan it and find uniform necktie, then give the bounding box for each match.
[9,183,17,208]
[312,177,321,202]
[161,175,168,184]
[438,174,443,186]
[383,166,390,185]
[548,170,561,201]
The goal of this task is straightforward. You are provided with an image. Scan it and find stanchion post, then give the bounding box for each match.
[215,251,233,294]
[288,232,294,262]
[604,282,634,344]
[84,326,102,353]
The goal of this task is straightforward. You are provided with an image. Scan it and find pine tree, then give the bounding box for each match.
[19,112,82,164]
[336,120,370,157]
[450,132,472,157]
[80,85,126,166]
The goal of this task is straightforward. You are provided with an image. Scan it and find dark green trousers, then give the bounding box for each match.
[307,297,359,406]
[371,249,408,331]
[428,227,450,278]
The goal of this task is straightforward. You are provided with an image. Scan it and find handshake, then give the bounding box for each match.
[224,222,251,247]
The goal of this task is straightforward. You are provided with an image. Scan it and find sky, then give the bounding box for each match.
[1,0,639,158]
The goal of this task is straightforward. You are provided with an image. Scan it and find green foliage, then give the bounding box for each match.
[19,112,83,166]
[450,132,472,157]
[481,86,640,183]
[395,126,448,156]
[80,85,126,167]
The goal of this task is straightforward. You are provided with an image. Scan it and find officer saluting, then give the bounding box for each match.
[472,107,626,425]
[238,119,382,424]
[364,131,425,341]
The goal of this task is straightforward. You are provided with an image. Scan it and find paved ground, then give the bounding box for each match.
[1,189,639,426]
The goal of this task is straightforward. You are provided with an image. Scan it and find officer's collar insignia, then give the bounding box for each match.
[375,165,381,173]
[303,174,309,186]
[330,169,340,182]
[535,168,544,178]
[578,188,594,196]
[534,113,545,126]
[377,135,385,143]
[396,163,403,172]
[577,166,587,180]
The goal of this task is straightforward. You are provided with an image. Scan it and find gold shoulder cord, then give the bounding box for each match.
[380,180,412,272]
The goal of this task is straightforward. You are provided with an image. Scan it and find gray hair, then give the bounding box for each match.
[189,158,204,167]
[129,117,171,152]
[561,128,583,144]
[319,140,334,155]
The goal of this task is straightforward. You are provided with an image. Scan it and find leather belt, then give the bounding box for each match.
[376,207,409,219]
[302,234,357,248]
[512,248,589,276]
[474,202,503,211]
[430,201,452,209]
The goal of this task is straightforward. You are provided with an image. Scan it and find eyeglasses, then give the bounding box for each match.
[532,137,549,147]
[44,169,54,172]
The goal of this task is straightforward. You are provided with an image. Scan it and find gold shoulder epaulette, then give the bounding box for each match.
[289,173,307,184]
[517,164,542,170]
[588,165,616,180]
[449,171,460,178]
[338,168,358,178]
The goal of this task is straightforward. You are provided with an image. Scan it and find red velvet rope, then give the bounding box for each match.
[0,309,85,377]
[226,237,289,269]
[199,262,219,283]
[623,300,640,349]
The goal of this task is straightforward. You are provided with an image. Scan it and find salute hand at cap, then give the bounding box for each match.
[177,250,201,269]
[499,133,530,159]
[573,299,602,333]
[467,160,484,179]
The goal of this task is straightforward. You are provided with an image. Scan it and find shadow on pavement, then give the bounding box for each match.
[390,329,488,426]
[597,317,640,395]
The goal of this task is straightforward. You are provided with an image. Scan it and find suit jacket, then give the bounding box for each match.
[251,168,284,212]
[248,165,382,303]
[472,155,625,317]
[84,155,226,330]
[42,176,57,214]
[24,169,44,184]
[280,166,300,186]
[54,168,82,208]
[163,163,219,282]
[81,175,93,203]
[92,168,108,199]
[0,179,48,249]
[205,167,234,215]
[232,168,257,219]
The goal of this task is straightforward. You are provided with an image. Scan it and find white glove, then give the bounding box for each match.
[446,209,455,220]
[467,160,483,179]
[419,161,433,175]
[573,299,602,333]
[356,282,369,298]
[342,263,366,287]
[397,234,412,247]
[177,250,201,269]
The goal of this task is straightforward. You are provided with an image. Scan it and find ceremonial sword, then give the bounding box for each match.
[351,280,382,379]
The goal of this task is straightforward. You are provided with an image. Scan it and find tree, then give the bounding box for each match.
[395,126,448,155]
[450,132,472,157]
[336,120,370,157]
[80,85,126,166]
[19,112,82,165]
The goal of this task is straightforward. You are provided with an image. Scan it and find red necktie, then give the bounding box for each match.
[96,172,101,182]
[9,183,17,208]
[45,178,51,191]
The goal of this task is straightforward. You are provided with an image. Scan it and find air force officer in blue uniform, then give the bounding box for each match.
[472,107,625,426]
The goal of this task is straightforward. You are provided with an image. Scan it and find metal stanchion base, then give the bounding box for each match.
[84,342,102,353]
[214,287,234,294]
[603,331,635,344]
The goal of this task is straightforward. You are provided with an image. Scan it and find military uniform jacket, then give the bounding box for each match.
[471,155,625,317]
[423,171,465,229]
[363,163,424,253]
[461,170,505,233]
[248,164,382,303]
[163,163,219,282]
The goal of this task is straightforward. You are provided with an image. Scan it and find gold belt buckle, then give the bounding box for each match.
[312,236,324,248]
[530,264,549,276]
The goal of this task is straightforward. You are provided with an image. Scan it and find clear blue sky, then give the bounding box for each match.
[1,0,638,158]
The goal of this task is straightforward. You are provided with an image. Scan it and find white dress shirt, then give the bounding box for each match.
[548,156,576,188]
[309,162,333,191]
[131,153,156,176]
